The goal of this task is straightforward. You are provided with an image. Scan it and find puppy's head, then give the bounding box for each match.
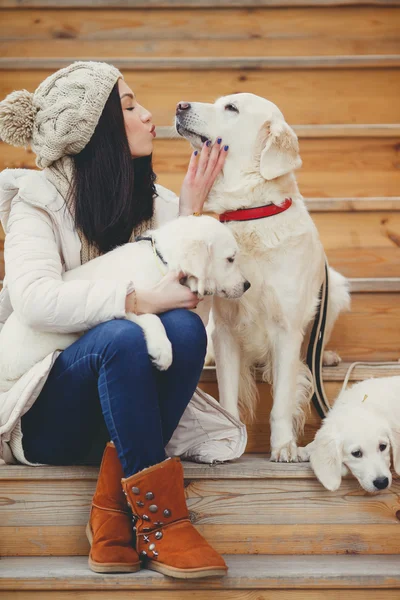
[175,93,301,183]
[156,215,249,298]
[311,401,393,493]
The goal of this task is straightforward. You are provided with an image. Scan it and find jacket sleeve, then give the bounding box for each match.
[4,198,133,333]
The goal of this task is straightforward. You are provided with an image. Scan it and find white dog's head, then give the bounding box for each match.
[175,93,302,185]
[154,215,250,299]
[310,389,400,493]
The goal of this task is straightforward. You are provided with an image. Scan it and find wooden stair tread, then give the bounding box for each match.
[2,1,399,7]
[200,361,400,383]
[2,56,400,70]
[0,453,316,480]
[1,555,400,590]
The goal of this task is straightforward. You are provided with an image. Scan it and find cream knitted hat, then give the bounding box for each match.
[0,61,122,168]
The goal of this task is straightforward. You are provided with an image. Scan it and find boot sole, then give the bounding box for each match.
[147,559,228,579]
[86,523,141,574]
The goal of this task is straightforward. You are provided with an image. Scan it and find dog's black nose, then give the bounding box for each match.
[176,102,191,115]
[243,280,251,292]
[373,477,389,490]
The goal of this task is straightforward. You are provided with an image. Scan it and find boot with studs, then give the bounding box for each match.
[121,456,228,579]
[86,442,141,573]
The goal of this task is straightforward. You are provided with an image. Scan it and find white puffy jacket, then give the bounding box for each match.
[0,168,246,465]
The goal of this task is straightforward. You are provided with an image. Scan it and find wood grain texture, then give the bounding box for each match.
[1,555,400,590]
[1,0,399,7]
[1,137,399,197]
[1,524,400,557]
[1,69,399,125]
[1,7,399,58]
[3,56,400,70]
[1,592,399,600]
[200,361,400,383]
[2,476,399,528]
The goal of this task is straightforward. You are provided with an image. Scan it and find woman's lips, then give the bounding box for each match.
[150,125,156,138]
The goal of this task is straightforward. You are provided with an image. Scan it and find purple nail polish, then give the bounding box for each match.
[194,150,198,156]
[206,140,211,147]
[224,145,229,151]
[217,138,222,144]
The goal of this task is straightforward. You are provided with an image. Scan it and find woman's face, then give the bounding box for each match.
[118,79,156,158]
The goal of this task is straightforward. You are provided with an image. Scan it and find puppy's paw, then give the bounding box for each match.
[297,445,312,462]
[270,440,299,463]
[148,339,173,371]
[323,350,341,367]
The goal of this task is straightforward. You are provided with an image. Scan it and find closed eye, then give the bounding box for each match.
[351,450,363,458]
[225,104,239,113]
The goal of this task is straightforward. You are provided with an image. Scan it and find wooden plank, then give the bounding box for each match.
[1,137,400,197]
[305,197,400,210]
[1,69,399,125]
[1,7,399,58]
[2,593,400,600]
[200,361,400,383]
[3,56,400,70]
[1,467,399,527]
[1,524,400,557]
[1,1,398,7]
[1,555,400,590]
[2,592,400,600]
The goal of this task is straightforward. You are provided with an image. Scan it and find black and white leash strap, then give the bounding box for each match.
[306,260,331,418]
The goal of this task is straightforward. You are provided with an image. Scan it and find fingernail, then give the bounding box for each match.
[206,140,211,147]
[217,137,222,144]
[224,145,229,151]
[194,150,198,156]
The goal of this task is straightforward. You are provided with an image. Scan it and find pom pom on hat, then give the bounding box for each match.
[0,89,37,147]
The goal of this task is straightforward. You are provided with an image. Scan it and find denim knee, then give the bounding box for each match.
[160,309,207,364]
[97,319,149,362]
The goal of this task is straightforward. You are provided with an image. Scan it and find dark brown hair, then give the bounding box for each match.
[70,83,156,254]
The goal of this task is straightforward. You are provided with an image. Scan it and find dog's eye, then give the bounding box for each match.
[351,450,363,458]
[379,444,387,452]
[227,257,235,263]
[225,104,239,113]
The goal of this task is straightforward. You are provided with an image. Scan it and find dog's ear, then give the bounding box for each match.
[310,421,343,491]
[179,240,211,297]
[259,120,302,180]
[389,426,400,475]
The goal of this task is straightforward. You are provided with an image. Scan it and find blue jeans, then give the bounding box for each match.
[21,310,207,477]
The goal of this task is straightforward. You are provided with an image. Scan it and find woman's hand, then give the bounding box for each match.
[126,271,202,315]
[179,139,228,216]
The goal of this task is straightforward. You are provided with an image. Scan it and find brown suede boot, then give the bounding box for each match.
[121,457,227,579]
[86,442,141,573]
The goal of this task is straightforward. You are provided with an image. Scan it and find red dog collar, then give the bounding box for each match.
[219,198,292,223]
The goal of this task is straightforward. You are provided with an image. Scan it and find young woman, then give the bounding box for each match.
[0,61,229,578]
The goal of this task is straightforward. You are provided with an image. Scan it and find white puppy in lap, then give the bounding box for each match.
[176,93,350,462]
[309,376,400,492]
[0,215,249,392]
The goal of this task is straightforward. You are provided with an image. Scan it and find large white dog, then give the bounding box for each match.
[0,215,248,392]
[309,376,400,493]
[176,93,350,462]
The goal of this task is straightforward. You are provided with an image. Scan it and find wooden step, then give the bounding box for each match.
[2,0,400,7]
[1,68,398,125]
[2,133,400,197]
[200,362,400,452]
[2,435,400,557]
[1,555,400,596]
[1,6,399,59]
